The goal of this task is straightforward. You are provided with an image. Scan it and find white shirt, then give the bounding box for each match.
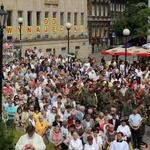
[69,138,83,150]
[84,142,99,150]
[116,125,131,141]
[28,118,36,127]
[15,133,46,150]
[110,140,129,150]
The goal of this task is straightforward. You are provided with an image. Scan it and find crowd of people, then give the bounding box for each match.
[2,45,150,150]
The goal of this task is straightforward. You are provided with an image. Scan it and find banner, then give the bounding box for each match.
[27,26,32,39]
[27,26,32,34]
[74,26,77,33]
[52,18,56,25]
[80,26,84,33]
[36,26,41,33]
[44,18,49,25]
[6,26,13,34]
[52,18,57,37]
[45,26,49,33]
[18,26,23,34]
[60,26,64,33]
[45,18,49,34]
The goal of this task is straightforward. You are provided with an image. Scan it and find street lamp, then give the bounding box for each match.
[66,22,72,63]
[0,4,8,120]
[18,17,23,40]
[123,28,130,76]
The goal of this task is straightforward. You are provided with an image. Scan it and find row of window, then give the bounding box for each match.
[110,3,126,12]
[7,11,84,26]
[92,4,109,16]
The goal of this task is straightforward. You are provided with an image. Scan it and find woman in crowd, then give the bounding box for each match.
[48,106,58,125]
[35,115,47,138]
[14,107,26,133]
[50,125,64,150]
[52,114,63,127]
[5,100,16,127]
[33,107,41,122]
[68,132,83,150]
[106,124,117,150]
[92,128,103,150]
[75,119,85,138]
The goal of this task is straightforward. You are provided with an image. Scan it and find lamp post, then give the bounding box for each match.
[66,22,72,64]
[0,4,8,120]
[18,17,23,41]
[123,28,130,76]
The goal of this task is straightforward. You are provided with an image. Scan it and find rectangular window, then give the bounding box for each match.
[46,48,52,52]
[7,11,12,26]
[67,12,71,23]
[81,13,84,25]
[27,11,32,26]
[61,47,66,51]
[45,12,49,18]
[18,11,23,18]
[53,12,57,18]
[36,11,41,26]
[74,13,78,25]
[60,12,64,25]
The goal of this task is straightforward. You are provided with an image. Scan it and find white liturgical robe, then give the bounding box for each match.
[84,142,99,150]
[69,138,83,150]
[15,133,46,150]
[110,140,129,150]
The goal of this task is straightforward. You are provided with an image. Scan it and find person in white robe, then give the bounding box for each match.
[15,125,46,150]
[110,132,129,150]
[116,119,131,141]
[69,132,83,150]
[84,135,99,150]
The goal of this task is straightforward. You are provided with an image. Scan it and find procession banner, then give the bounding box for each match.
[6,26,13,34]
[27,26,32,39]
[36,26,41,34]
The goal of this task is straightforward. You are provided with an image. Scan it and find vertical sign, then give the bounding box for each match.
[52,18,57,37]
[45,18,49,34]
[6,26,13,35]
[27,26,32,39]
[80,26,84,33]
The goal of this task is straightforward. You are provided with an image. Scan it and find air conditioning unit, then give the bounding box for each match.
[45,35,49,39]
[36,35,41,39]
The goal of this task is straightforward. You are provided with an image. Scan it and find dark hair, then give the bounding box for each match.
[75,120,81,124]
[117,132,124,136]
[140,142,148,148]
[26,125,35,133]
[93,128,99,133]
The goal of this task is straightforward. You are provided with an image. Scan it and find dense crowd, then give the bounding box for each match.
[2,45,149,150]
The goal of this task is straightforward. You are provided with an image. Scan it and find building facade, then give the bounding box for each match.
[2,0,89,58]
[87,0,127,52]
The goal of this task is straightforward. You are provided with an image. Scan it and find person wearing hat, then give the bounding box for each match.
[110,95,119,112]
[84,135,99,150]
[125,85,134,102]
[116,119,131,142]
[123,97,133,119]
[137,101,147,141]
[35,115,47,138]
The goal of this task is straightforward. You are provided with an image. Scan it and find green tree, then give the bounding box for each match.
[114,2,150,37]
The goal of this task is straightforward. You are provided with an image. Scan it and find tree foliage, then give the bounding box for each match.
[114,2,150,37]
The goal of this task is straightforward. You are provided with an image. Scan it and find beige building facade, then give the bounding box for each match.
[2,0,90,58]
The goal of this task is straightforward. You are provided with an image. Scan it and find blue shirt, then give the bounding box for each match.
[128,113,142,126]
[5,106,16,120]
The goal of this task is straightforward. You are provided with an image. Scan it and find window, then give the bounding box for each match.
[74,13,78,25]
[60,12,64,25]
[92,4,95,16]
[61,47,66,51]
[53,12,57,18]
[36,11,41,26]
[75,46,80,49]
[7,11,12,26]
[18,11,23,18]
[105,6,108,16]
[67,12,71,23]
[46,48,51,52]
[45,12,49,18]
[27,11,32,26]
[81,13,84,25]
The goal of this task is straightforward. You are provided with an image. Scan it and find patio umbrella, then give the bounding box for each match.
[137,52,150,57]
[114,51,132,56]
